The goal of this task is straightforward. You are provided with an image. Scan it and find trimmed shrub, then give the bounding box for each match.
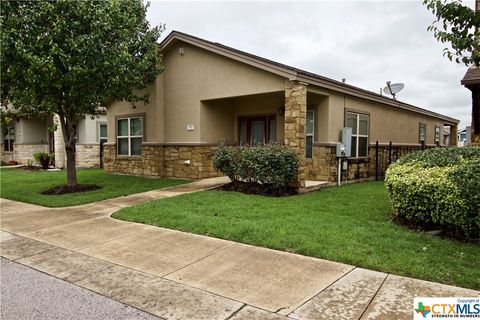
[396,146,480,167]
[385,146,480,239]
[213,144,298,195]
[33,151,52,169]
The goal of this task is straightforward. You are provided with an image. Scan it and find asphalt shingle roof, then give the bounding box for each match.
[461,66,480,85]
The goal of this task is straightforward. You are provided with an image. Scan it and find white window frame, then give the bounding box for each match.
[117,117,143,156]
[434,126,440,144]
[419,123,426,144]
[3,125,14,152]
[306,110,314,159]
[347,112,369,158]
[98,123,107,143]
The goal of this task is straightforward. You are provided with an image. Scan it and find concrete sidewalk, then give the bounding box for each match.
[1,178,478,320]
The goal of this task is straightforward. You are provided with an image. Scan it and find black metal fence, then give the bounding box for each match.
[99,140,105,169]
[374,141,427,180]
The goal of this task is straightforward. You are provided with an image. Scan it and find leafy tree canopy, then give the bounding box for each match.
[423,0,480,66]
[0,0,163,186]
[1,0,163,115]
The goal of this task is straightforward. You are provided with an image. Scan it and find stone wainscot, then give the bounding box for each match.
[103,143,220,179]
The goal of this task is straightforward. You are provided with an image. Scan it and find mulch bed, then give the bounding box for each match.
[22,166,45,171]
[41,184,101,195]
[218,181,297,197]
[391,215,477,242]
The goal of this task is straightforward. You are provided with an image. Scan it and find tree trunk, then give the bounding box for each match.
[65,143,77,187]
[57,111,78,187]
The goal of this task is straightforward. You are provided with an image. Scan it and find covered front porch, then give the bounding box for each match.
[201,80,331,187]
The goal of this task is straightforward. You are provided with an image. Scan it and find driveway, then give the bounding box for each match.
[1,178,478,320]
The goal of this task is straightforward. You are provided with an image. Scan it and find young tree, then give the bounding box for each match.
[423,0,480,66]
[1,0,163,187]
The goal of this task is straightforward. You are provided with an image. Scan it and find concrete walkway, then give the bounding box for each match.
[1,177,478,320]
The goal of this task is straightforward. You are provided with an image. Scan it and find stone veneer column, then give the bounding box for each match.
[284,80,307,188]
[53,114,66,168]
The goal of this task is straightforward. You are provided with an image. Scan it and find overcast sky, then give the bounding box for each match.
[146,0,475,128]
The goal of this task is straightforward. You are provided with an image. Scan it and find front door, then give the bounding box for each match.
[238,115,275,145]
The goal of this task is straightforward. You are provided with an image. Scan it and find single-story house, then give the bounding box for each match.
[1,112,107,168]
[461,66,480,145]
[104,31,459,187]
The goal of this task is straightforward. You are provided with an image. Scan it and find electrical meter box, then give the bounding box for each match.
[341,127,352,157]
[336,143,345,157]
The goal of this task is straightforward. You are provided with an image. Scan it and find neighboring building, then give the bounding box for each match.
[443,128,451,146]
[1,113,107,167]
[458,126,472,146]
[104,31,459,186]
[461,66,480,145]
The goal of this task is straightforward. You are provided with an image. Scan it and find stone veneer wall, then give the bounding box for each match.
[163,145,220,179]
[306,145,379,182]
[284,80,307,188]
[103,143,221,179]
[305,146,337,181]
[306,144,432,182]
[0,144,15,164]
[13,144,49,165]
[75,144,100,168]
[103,144,163,177]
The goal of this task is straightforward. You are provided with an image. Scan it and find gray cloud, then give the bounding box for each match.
[147,0,475,128]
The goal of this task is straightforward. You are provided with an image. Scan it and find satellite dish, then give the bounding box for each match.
[383,81,404,99]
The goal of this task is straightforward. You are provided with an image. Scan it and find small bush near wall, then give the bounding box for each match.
[213,144,299,196]
[385,147,480,240]
[33,151,52,170]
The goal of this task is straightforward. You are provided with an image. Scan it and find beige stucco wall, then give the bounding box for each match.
[163,42,286,143]
[106,38,452,148]
[306,92,329,143]
[317,91,446,145]
[107,41,286,144]
[106,82,160,144]
[200,99,235,144]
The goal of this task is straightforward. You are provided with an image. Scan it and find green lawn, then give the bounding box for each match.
[113,182,480,290]
[0,168,189,207]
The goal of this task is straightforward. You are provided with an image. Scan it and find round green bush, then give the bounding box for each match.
[385,146,480,239]
[213,144,299,194]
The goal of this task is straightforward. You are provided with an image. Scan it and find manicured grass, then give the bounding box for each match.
[113,182,480,290]
[0,168,189,207]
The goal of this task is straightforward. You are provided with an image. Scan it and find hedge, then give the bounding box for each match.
[385,146,480,239]
[213,144,299,194]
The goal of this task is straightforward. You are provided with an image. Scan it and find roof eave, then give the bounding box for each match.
[461,79,480,86]
[159,31,298,80]
[160,31,459,125]
[297,73,459,125]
